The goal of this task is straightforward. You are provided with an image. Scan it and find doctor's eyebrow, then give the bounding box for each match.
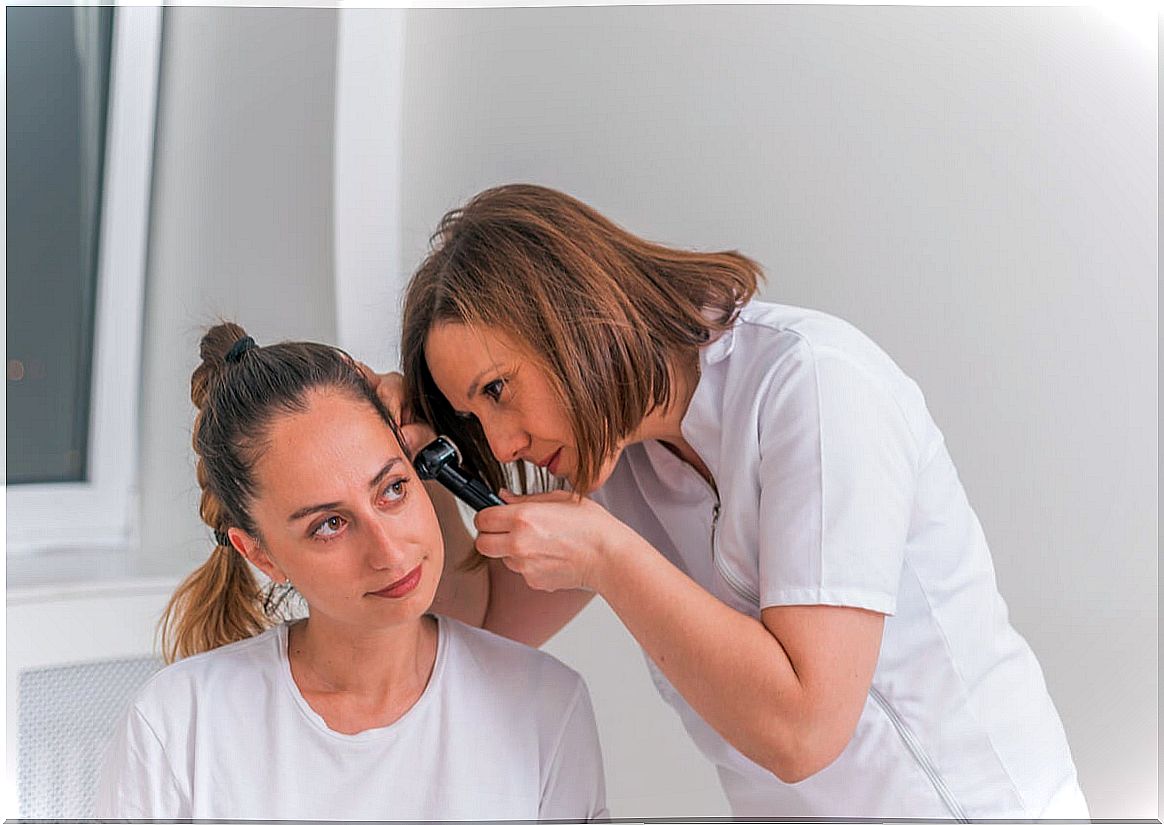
[286,457,403,522]
[465,367,496,401]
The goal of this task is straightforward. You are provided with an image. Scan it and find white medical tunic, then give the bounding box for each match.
[591,301,1087,819]
[96,616,608,820]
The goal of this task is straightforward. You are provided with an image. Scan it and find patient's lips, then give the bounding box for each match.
[368,565,422,599]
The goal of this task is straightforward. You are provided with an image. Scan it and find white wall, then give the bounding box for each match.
[398,6,1157,818]
[333,9,406,367]
[137,7,340,577]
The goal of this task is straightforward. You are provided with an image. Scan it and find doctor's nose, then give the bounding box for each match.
[481,419,528,465]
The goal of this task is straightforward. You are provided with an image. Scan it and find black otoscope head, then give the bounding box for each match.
[413,436,505,512]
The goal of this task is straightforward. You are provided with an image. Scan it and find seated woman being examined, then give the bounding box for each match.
[96,323,608,821]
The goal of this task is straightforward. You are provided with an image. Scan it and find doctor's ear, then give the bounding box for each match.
[226,527,285,582]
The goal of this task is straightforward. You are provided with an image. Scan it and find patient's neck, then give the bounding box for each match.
[286,614,439,734]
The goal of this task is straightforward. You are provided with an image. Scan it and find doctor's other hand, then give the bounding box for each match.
[473,490,643,593]
[356,364,435,458]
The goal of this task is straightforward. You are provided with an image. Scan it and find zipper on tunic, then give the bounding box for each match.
[710,499,761,605]
[868,686,969,822]
[667,446,760,607]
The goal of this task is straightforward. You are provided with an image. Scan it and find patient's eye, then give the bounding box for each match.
[312,515,346,539]
[379,478,408,504]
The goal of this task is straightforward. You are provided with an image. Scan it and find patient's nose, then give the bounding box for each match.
[365,516,407,570]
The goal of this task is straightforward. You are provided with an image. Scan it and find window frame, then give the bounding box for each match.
[5,7,162,554]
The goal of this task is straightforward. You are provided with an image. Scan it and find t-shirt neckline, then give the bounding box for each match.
[274,614,448,742]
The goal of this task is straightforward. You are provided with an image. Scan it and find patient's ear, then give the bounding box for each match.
[227,527,285,582]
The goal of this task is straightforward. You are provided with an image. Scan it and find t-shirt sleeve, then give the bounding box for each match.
[94,704,189,820]
[756,341,919,614]
[538,678,609,821]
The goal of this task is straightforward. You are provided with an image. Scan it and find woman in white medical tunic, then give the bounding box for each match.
[379,184,1090,820]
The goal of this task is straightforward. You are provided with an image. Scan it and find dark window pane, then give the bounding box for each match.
[6,7,113,483]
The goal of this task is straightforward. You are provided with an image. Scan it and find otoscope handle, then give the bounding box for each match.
[438,466,506,511]
[414,436,505,512]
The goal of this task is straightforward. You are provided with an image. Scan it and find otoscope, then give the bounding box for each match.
[413,435,506,511]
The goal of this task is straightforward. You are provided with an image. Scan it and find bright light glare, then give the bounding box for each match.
[1094,0,1160,53]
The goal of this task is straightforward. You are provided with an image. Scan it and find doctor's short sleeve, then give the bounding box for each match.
[756,339,920,615]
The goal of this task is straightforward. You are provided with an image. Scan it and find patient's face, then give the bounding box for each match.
[241,387,443,632]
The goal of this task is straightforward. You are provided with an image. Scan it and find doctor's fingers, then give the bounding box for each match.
[473,497,568,537]
[497,489,575,505]
[492,553,566,593]
[473,531,522,561]
[399,421,438,459]
[358,365,411,423]
[473,527,562,563]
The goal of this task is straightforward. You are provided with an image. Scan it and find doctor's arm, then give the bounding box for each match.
[479,494,885,783]
[426,480,594,643]
[592,357,903,779]
[597,536,885,782]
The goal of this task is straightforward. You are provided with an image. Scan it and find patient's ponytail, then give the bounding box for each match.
[159,541,268,664]
[160,323,271,663]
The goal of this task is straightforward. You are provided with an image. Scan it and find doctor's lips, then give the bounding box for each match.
[367,565,423,599]
[536,447,564,476]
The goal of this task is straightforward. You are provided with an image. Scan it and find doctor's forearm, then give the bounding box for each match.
[483,559,597,647]
[426,482,490,627]
[594,538,838,782]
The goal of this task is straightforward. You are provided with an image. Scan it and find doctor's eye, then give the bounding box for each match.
[482,379,505,402]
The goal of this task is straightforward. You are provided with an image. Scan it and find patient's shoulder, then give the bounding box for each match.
[132,625,283,713]
[440,616,585,700]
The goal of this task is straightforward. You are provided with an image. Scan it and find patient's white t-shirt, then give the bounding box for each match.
[96,616,608,821]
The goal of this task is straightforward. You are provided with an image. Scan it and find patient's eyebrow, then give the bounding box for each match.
[367,457,403,491]
[287,457,403,522]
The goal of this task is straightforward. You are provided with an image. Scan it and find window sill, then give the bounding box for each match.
[6,545,180,601]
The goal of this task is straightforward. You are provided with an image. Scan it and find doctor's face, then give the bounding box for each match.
[423,322,623,491]
[229,388,443,633]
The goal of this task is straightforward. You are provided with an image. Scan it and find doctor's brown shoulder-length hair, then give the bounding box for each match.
[400,184,763,495]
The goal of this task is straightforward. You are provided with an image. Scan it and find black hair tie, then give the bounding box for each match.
[225,336,257,364]
[213,529,231,548]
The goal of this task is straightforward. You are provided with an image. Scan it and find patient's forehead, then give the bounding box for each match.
[253,388,403,505]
